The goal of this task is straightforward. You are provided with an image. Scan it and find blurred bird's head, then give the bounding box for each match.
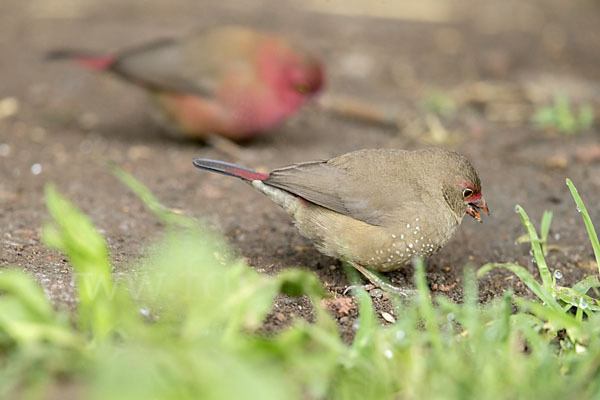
[258,38,324,105]
[285,52,324,97]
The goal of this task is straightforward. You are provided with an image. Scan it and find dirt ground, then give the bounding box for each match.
[1,0,600,340]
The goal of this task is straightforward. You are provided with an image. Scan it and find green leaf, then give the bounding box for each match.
[540,211,553,248]
[478,263,561,311]
[533,107,557,127]
[566,179,600,275]
[554,286,600,312]
[109,163,195,228]
[277,269,327,299]
[414,258,442,351]
[515,205,553,290]
[43,185,116,341]
[352,289,375,352]
[577,104,595,130]
[0,271,81,349]
[572,275,600,295]
[516,298,582,332]
[0,270,54,321]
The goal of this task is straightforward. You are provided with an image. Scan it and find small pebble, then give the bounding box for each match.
[381,311,396,323]
[0,97,19,119]
[275,312,286,322]
[31,163,42,175]
[544,154,568,169]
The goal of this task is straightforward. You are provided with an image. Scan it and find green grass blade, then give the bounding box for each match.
[352,289,376,351]
[555,286,600,311]
[109,163,196,228]
[43,185,116,341]
[478,263,561,311]
[0,270,54,321]
[566,179,600,275]
[515,298,582,331]
[515,205,553,290]
[572,275,600,295]
[540,211,553,252]
[461,265,479,337]
[414,258,442,351]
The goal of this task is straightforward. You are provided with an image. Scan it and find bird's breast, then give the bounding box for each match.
[290,203,460,272]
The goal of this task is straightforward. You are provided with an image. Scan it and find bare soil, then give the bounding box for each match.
[1,0,600,341]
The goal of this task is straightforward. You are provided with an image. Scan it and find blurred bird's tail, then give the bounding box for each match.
[193,159,269,181]
[45,49,116,70]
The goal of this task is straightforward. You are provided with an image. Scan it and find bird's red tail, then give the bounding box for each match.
[45,50,115,70]
[193,159,269,181]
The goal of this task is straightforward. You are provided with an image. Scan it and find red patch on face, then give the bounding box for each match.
[458,180,482,202]
[467,191,482,202]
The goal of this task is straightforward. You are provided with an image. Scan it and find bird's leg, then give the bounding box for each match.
[345,261,415,298]
[205,134,247,161]
[316,95,401,128]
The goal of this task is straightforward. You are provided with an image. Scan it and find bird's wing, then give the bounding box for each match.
[266,161,351,215]
[265,150,419,226]
[111,28,263,97]
[111,38,212,96]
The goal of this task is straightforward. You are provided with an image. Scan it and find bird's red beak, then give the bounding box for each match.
[466,197,489,223]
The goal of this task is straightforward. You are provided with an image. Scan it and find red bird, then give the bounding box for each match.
[47,26,324,140]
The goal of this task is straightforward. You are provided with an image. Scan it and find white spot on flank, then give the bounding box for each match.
[414,231,417,235]
[400,234,404,239]
[421,236,424,240]
[416,217,419,222]
[392,234,397,239]
[396,250,400,255]
[407,224,411,228]
[409,243,413,248]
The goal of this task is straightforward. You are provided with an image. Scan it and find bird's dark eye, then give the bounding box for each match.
[294,83,309,93]
[462,188,474,199]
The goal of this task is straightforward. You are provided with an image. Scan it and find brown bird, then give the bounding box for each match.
[193,148,488,291]
[47,26,324,140]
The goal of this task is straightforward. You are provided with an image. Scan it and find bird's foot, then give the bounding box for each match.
[347,261,416,298]
[342,284,372,296]
[205,134,247,161]
[317,95,400,128]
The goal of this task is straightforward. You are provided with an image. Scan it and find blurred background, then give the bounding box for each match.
[1,0,600,333]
